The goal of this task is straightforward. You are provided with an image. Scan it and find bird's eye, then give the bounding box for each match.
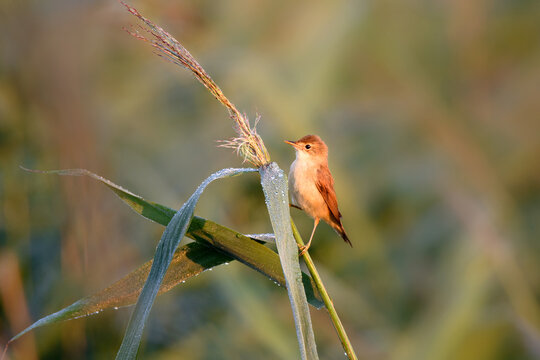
[305,144,311,149]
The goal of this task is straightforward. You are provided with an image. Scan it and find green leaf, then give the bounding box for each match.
[12,168,324,348]
[19,167,323,305]
[7,217,324,345]
[259,162,319,360]
[8,241,229,343]
[20,166,175,226]
[115,167,257,359]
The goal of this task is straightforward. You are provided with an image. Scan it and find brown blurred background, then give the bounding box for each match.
[1,0,539,359]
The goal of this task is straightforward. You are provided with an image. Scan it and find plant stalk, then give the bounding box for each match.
[290,219,358,360]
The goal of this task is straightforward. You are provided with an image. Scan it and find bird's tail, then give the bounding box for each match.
[334,222,352,247]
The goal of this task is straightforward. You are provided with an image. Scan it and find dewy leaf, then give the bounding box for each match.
[7,218,324,346]
[11,167,323,348]
[259,163,319,360]
[115,167,257,359]
[8,242,228,343]
[19,167,323,305]
[19,166,175,226]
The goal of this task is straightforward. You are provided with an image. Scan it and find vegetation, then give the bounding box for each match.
[1,0,539,359]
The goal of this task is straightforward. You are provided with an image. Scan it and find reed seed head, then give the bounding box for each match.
[122,2,270,167]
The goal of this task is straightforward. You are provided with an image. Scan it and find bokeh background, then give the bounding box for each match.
[1,0,539,359]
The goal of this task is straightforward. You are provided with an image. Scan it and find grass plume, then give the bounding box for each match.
[121,2,270,167]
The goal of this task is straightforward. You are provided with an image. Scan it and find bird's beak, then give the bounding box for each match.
[284,140,301,149]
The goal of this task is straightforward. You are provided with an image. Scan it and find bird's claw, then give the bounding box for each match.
[298,244,309,257]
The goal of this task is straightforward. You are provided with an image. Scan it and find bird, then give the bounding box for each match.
[285,135,351,256]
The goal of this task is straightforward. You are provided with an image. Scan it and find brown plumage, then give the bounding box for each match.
[285,135,351,255]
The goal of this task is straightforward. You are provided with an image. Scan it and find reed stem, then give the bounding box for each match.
[291,219,358,360]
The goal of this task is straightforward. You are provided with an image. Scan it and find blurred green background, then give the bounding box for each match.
[1,0,539,359]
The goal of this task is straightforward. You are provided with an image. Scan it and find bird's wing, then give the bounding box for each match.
[316,166,341,221]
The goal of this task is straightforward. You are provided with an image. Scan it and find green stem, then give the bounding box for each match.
[291,219,358,360]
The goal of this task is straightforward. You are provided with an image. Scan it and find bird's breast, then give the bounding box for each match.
[288,159,328,219]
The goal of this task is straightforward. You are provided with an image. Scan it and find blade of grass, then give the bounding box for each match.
[20,166,175,226]
[8,218,325,346]
[19,167,323,308]
[7,242,227,344]
[188,217,322,309]
[115,167,256,359]
[7,218,324,349]
[260,163,319,360]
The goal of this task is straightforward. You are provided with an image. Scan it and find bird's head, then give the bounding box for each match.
[284,134,328,161]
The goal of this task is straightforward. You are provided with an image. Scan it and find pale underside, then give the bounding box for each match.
[288,157,333,224]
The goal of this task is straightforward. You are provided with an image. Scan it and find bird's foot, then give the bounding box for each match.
[298,243,310,257]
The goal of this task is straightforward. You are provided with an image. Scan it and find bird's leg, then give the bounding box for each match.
[299,218,319,256]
